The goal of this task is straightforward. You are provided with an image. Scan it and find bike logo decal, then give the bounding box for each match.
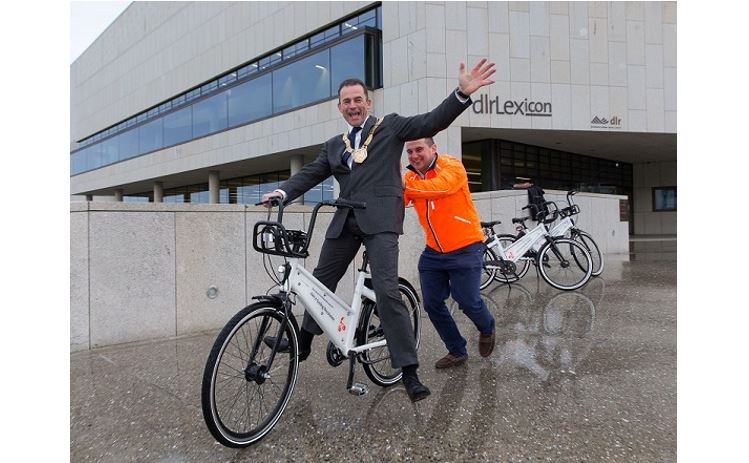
[507,251,515,260]
[337,317,346,332]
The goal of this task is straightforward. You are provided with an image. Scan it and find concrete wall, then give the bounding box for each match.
[70,190,628,351]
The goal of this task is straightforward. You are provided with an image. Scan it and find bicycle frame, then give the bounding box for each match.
[282,259,385,356]
[548,216,574,238]
[488,221,548,262]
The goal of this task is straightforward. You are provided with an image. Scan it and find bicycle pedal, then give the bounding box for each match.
[348,382,369,396]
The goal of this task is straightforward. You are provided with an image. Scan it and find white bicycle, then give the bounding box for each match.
[201,198,421,448]
[479,204,593,291]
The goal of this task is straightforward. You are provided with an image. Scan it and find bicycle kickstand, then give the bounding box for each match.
[346,350,369,396]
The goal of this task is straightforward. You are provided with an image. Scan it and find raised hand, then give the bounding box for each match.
[458,58,496,95]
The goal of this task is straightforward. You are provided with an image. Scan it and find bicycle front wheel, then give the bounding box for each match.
[359,281,421,387]
[572,230,604,277]
[201,302,299,448]
[537,238,593,291]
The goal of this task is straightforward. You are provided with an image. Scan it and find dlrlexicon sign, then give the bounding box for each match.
[471,94,552,117]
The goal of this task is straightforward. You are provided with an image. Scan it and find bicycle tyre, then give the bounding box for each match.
[537,237,593,291]
[480,246,498,290]
[572,230,604,277]
[359,281,421,387]
[492,234,531,283]
[201,302,299,448]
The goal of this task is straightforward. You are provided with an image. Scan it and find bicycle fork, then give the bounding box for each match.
[245,296,294,384]
[543,237,571,268]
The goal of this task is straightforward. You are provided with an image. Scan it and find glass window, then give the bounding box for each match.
[70,149,86,175]
[193,92,228,138]
[185,88,201,102]
[190,189,209,203]
[304,182,324,204]
[101,137,118,165]
[331,35,366,91]
[653,187,676,211]
[273,50,331,113]
[139,118,163,153]
[258,56,272,71]
[238,63,258,79]
[172,94,186,107]
[238,181,260,205]
[342,20,359,35]
[73,11,384,174]
[123,195,151,203]
[164,194,185,203]
[163,106,193,146]
[201,80,218,94]
[219,72,237,87]
[311,25,339,48]
[86,143,104,171]
[118,128,139,161]
[227,73,273,126]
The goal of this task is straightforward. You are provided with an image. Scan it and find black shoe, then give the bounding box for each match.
[263,336,311,362]
[402,373,431,402]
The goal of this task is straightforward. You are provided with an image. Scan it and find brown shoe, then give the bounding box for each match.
[435,353,467,369]
[478,330,496,357]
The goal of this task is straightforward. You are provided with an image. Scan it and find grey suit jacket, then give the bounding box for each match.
[279,91,471,239]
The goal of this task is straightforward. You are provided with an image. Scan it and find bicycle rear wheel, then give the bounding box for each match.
[537,238,593,291]
[480,246,498,290]
[201,302,299,448]
[359,281,421,387]
[492,234,531,283]
[572,230,604,277]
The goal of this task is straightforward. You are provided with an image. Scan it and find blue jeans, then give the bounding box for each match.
[418,242,495,357]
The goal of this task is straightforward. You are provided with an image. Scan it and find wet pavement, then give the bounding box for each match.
[71,244,676,462]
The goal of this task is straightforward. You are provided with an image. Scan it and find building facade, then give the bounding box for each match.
[70,1,677,235]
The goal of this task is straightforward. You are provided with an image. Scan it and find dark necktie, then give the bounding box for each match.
[342,126,362,167]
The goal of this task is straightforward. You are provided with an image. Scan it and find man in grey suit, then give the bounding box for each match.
[262,59,495,402]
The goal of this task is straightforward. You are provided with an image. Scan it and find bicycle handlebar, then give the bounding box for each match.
[252,198,367,258]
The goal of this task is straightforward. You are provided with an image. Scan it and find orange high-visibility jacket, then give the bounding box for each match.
[403,154,484,253]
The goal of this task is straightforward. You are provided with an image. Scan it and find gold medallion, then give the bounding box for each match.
[340,117,383,166]
[352,147,368,163]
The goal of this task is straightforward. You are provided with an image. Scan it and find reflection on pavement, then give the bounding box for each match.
[448,278,602,386]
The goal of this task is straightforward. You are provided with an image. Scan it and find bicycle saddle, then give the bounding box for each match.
[480,220,502,228]
[512,217,529,225]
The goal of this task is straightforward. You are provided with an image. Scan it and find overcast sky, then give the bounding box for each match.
[70,1,131,64]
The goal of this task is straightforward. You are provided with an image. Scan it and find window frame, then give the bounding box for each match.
[652,186,677,212]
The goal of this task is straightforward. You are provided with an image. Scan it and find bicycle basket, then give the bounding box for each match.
[252,221,309,258]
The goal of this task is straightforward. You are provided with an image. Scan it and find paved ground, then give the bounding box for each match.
[71,240,676,462]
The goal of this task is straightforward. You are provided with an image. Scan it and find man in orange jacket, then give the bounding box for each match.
[403,137,496,368]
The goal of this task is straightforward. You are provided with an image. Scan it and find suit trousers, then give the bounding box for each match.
[302,211,419,369]
[417,242,495,357]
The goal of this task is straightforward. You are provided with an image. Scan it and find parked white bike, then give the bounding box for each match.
[479,203,593,291]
